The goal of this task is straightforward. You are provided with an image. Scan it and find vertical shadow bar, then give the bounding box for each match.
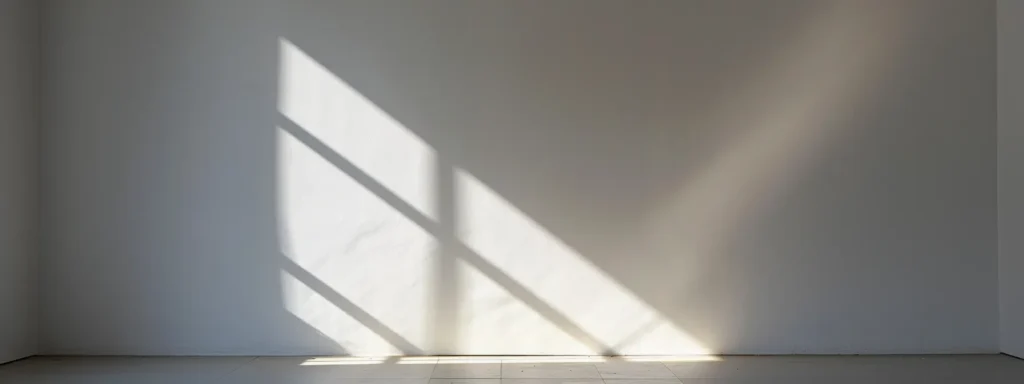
[430,155,460,353]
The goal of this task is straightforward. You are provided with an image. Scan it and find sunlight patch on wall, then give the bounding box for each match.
[276,36,710,355]
[278,38,436,219]
[277,38,443,355]
[280,269,399,355]
[457,170,709,355]
[457,257,595,355]
[277,126,435,355]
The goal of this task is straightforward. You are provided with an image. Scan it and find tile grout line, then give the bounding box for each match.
[211,356,259,383]
[657,361,680,383]
[428,357,438,382]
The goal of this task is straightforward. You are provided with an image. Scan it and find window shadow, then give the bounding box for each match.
[277,115,612,353]
[280,256,423,355]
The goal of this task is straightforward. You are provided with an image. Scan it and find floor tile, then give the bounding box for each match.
[0,356,253,375]
[500,379,604,384]
[603,379,682,384]
[665,355,1024,381]
[0,356,254,384]
[663,359,745,379]
[0,372,209,384]
[431,363,501,378]
[665,356,856,379]
[222,376,429,384]
[429,379,502,384]
[501,363,601,379]
[499,357,605,363]
[596,361,676,379]
[227,356,438,380]
[3,355,1022,384]
[222,370,431,384]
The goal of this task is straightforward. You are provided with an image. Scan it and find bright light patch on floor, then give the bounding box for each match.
[300,357,386,366]
[295,355,719,366]
[620,355,722,363]
[497,356,608,363]
[395,356,441,364]
[433,356,503,364]
[300,357,439,366]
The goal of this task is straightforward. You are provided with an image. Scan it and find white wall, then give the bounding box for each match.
[0,0,38,364]
[42,0,997,355]
[999,0,1024,359]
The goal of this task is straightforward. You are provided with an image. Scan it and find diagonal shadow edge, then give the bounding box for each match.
[277,114,613,354]
[280,255,425,355]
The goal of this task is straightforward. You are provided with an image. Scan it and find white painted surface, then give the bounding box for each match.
[999,0,1024,359]
[42,0,997,355]
[0,0,38,364]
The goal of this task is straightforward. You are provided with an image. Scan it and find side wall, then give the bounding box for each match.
[999,0,1024,359]
[0,0,38,364]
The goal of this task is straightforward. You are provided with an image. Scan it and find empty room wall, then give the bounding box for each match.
[999,0,1024,359]
[42,0,997,355]
[0,0,38,364]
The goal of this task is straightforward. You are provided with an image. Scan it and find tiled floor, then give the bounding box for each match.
[0,355,1022,383]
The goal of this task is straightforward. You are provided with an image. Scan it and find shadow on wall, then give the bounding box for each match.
[41,0,996,356]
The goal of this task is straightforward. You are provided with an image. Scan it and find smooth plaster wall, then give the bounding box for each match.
[0,0,38,364]
[999,0,1024,359]
[41,0,997,355]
